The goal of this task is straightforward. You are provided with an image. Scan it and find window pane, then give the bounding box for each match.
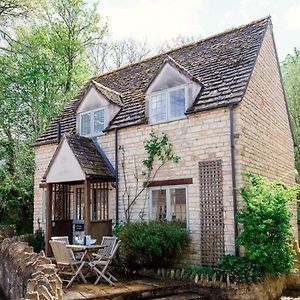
[151,189,167,221]
[150,93,167,123]
[80,113,91,136]
[170,188,186,226]
[94,109,105,135]
[75,188,84,220]
[169,88,185,118]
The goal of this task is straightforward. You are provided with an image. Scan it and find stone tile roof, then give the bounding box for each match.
[67,135,114,179]
[35,17,270,146]
[44,135,115,179]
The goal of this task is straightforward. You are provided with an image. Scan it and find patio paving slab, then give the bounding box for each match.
[63,276,198,300]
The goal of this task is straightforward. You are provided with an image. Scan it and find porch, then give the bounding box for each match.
[42,135,116,255]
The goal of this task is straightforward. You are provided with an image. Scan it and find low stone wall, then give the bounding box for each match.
[0,237,62,300]
[138,268,289,300]
[193,273,287,300]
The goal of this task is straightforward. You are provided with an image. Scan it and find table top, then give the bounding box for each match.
[66,244,106,251]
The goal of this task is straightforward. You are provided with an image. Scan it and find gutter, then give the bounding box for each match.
[115,128,119,224]
[230,104,239,256]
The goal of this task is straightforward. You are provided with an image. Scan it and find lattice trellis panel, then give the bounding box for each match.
[199,160,224,267]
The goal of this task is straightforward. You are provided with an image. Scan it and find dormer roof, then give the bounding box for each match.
[144,55,203,93]
[75,81,123,113]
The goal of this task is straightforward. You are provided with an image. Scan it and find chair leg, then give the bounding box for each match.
[93,267,115,286]
[106,271,117,282]
[66,265,78,289]
[66,263,87,289]
[77,262,87,284]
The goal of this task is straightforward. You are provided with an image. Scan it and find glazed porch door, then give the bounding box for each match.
[73,185,85,240]
[51,184,73,243]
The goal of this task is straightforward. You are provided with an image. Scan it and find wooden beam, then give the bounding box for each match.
[45,183,53,256]
[84,179,91,235]
[148,178,193,187]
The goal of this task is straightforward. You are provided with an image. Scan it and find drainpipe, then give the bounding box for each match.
[114,128,119,224]
[230,104,239,256]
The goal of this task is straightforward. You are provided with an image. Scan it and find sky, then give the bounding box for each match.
[100,0,300,61]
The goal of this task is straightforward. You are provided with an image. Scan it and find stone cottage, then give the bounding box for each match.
[34,16,296,266]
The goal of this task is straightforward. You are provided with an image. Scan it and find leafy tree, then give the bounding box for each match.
[282,48,300,178]
[0,0,107,232]
[44,0,107,93]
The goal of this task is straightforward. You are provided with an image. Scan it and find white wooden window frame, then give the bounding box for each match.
[79,107,106,137]
[148,84,188,125]
[149,185,189,229]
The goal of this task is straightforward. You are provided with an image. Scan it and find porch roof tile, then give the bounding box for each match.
[66,135,115,179]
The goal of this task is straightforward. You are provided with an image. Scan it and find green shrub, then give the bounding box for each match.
[216,255,262,283]
[112,221,125,237]
[237,173,297,275]
[116,221,190,268]
[27,228,45,253]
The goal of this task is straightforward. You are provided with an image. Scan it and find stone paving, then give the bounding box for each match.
[63,276,197,300]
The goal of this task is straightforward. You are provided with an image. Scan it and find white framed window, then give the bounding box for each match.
[149,185,188,228]
[79,107,106,137]
[149,85,187,124]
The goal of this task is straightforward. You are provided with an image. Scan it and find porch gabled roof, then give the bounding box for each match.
[44,134,115,183]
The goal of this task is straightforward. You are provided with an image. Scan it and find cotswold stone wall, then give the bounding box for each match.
[97,110,235,265]
[34,144,57,232]
[34,108,236,265]
[235,25,297,235]
[0,237,62,300]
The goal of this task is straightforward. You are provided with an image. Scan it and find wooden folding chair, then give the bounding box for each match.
[90,240,121,286]
[95,236,118,259]
[51,236,76,260]
[50,240,87,289]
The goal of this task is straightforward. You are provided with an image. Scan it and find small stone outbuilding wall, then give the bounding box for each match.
[0,237,62,300]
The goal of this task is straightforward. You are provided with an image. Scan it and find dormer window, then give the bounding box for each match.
[76,81,123,138]
[149,86,186,124]
[145,56,202,126]
[79,108,106,137]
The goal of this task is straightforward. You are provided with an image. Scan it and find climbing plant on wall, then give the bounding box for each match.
[119,130,181,222]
